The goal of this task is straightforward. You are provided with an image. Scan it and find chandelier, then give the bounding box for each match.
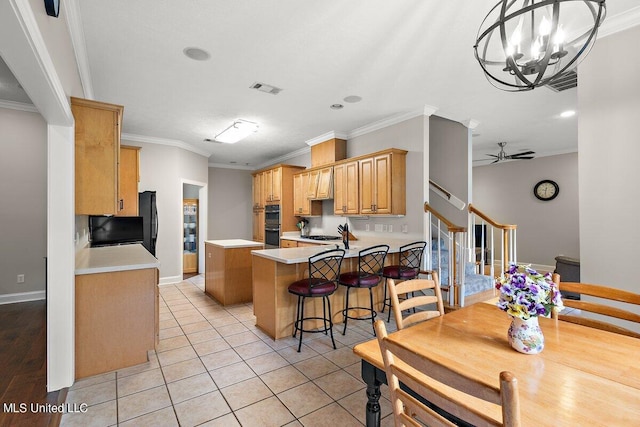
[474,0,606,91]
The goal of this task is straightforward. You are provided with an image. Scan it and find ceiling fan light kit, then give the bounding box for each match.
[474,0,606,91]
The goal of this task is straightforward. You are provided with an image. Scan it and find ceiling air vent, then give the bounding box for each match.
[250,82,282,95]
[545,70,577,92]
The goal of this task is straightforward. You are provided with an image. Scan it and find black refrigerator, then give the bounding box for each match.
[139,191,158,256]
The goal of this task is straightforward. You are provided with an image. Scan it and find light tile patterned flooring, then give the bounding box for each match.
[60,275,399,426]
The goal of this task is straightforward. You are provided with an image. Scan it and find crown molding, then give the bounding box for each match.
[305,131,349,146]
[0,99,38,113]
[598,6,640,39]
[348,104,439,139]
[208,162,255,170]
[121,133,211,157]
[462,119,481,130]
[64,0,93,99]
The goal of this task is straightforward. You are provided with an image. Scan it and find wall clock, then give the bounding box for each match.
[533,180,559,201]
[44,0,60,17]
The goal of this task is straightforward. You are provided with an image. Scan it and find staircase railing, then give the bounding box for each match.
[468,204,517,279]
[423,203,467,307]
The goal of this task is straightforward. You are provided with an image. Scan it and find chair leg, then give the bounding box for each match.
[293,295,301,338]
[322,297,328,336]
[326,296,336,349]
[297,296,305,352]
[381,277,388,313]
[387,279,393,322]
[369,287,376,336]
[342,287,350,335]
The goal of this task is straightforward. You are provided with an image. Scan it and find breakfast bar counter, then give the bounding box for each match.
[251,238,415,340]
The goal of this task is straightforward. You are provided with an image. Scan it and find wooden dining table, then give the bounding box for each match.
[353,302,640,427]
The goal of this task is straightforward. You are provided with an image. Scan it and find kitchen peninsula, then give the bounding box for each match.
[251,238,417,340]
[75,244,160,379]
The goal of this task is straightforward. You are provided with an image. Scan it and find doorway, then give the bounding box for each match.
[183,183,203,278]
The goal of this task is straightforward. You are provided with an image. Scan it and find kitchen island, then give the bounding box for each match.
[205,239,264,305]
[251,238,416,340]
[75,244,160,379]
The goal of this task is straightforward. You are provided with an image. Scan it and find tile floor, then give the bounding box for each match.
[60,275,398,426]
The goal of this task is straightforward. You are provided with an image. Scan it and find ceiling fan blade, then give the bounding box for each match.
[507,156,535,160]
[513,150,535,156]
[486,154,499,158]
[491,159,499,164]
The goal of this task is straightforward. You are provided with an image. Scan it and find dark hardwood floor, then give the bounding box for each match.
[0,300,65,427]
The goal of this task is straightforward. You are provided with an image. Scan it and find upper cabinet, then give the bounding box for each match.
[263,167,282,203]
[252,172,263,209]
[309,166,334,200]
[72,97,124,215]
[336,149,407,216]
[119,145,140,216]
[333,161,359,215]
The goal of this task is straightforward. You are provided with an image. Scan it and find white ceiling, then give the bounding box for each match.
[2,1,640,168]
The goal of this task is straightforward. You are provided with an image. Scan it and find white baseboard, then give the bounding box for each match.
[0,290,46,305]
[159,275,183,286]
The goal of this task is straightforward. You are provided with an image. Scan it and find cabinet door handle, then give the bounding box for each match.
[119,199,124,210]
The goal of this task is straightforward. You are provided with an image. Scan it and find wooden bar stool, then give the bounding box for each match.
[381,241,427,321]
[338,245,389,336]
[288,248,345,352]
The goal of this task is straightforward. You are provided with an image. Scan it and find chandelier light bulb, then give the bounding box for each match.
[539,16,552,36]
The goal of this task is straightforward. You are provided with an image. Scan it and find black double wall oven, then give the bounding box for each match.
[264,204,280,249]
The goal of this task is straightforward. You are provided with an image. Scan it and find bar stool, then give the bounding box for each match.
[339,245,389,335]
[381,241,427,322]
[288,248,345,352]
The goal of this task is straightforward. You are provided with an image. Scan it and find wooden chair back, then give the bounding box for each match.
[374,320,521,427]
[388,270,444,330]
[551,274,640,339]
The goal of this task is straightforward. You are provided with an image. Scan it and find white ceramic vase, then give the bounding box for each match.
[507,316,544,354]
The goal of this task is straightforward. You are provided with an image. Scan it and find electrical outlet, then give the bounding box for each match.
[402,224,408,233]
[388,225,393,232]
[365,223,370,232]
[374,224,383,232]
[17,274,25,284]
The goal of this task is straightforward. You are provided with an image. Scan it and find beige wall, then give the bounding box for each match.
[578,25,640,291]
[0,107,47,297]
[473,153,580,267]
[207,168,253,240]
[124,140,209,282]
[429,116,470,226]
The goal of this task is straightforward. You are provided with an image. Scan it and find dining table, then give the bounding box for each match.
[353,302,640,427]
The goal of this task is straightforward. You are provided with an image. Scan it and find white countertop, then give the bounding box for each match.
[75,244,160,275]
[252,236,418,264]
[205,239,264,249]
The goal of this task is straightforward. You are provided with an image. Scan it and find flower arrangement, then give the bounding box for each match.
[495,263,563,319]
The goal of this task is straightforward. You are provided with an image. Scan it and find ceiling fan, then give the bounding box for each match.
[480,142,535,164]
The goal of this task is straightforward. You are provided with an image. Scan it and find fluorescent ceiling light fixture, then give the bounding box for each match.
[213,119,258,143]
[560,110,576,118]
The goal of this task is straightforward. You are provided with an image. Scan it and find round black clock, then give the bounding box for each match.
[44,0,60,17]
[533,180,559,201]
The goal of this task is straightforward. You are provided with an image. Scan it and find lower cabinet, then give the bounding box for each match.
[75,268,158,379]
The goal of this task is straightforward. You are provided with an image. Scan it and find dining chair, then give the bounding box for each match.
[374,320,521,427]
[288,248,345,352]
[381,241,427,322]
[338,244,389,336]
[551,274,640,339]
[388,270,444,330]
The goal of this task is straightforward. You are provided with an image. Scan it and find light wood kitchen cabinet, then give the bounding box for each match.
[72,97,124,215]
[333,160,360,215]
[263,167,282,203]
[307,166,333,200]
[280,239,298,248]
[253,209,265,242]
[118,145,140,216]
[293,170,322,216]
[358,150,406,215]
[75,267,158,379]
[252,172,263,209]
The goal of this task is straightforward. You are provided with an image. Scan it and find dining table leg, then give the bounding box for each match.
[361,360,385,427]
